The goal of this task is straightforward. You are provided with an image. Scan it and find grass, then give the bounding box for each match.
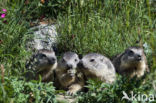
[57,0,155,57]
[0,0,156,103]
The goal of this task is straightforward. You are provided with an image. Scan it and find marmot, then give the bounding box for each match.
[25,49,57,82]
[112,46,149,78]
[54,52,85,95]
[78,53,116,84]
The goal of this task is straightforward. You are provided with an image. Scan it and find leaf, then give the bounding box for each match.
[0,65,5,83]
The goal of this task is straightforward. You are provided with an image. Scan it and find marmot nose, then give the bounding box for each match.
[48,58,56,64]
[67,64,73,69]
[77,61,83,68]
[136,55,142,61]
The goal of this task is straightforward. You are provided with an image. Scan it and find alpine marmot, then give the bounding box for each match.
[25,49,57,82]
[78,53,116,84]
[112,46,149,78]
[54,52,84,95]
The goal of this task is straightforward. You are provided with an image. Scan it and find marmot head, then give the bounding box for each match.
[78,53,115,80]
[121,46,144,66]
[26,49,57,72]
[58,52,80,75]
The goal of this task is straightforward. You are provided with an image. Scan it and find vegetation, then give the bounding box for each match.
[0,0,155,103]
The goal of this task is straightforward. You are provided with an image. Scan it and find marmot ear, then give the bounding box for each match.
[78,54,83,59]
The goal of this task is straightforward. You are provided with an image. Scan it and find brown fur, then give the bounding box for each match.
[78,53,116,84]
[54,52,85,95]
[36,65,57,82]
[25,49,57,82]
[55,69,85,93]
[112,46,148,78]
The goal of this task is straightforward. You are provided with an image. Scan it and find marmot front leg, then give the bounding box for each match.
[59,73,76,88]
[67,83,84,95]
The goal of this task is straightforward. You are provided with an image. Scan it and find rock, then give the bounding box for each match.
[26,24,58,51]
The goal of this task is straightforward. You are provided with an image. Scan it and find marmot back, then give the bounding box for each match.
[54,52,84,95]
[112,46,149,78]
[25,49,57,82]
[78,53,116,84]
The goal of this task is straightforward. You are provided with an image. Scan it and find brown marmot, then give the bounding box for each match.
[78,53,116,84]
[54,52,85,95]
[25,49,57,82]
[112,46,149,78]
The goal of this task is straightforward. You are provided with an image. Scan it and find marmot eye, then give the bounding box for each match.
[128,50,134,56]
[75,59,78,62]
[39,54,46,58]
[90,59,95,62]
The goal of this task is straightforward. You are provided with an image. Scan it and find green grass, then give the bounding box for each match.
[57,0,155,57]
[0,0,156,103]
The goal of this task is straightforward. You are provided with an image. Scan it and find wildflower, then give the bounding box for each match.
[2,9,7,12]
[3,20,8,24]
[1,13,5,18]
[41,0,45,4]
